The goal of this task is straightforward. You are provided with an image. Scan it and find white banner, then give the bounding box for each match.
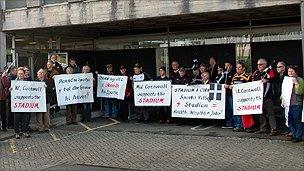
[97,74,128,100]
[232,81,263,115]
[172,84,225,119]
[134,81,171,106]
[11,81,46,112]
[54,73,94,106]
[281,76,294,125]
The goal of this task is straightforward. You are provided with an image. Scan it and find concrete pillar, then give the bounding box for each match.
[155,48,169,77]
[0,0,6,69]
[301,1,304,75]
[11,35,16,66]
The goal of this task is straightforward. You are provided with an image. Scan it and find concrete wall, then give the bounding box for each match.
[2,0,301,31]
[0,0,6,68]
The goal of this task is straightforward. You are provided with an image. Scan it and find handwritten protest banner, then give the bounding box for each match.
[97,75,128,100]
[172,84,225,119]
[134,81,171,106]
[232,81,263,115]
[54,73,94,106]
[11,81,46,112]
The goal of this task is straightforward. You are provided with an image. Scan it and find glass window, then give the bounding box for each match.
[5,0,26,9]
[43,0,68,5]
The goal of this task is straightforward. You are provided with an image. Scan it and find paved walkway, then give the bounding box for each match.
[0,116,303,171]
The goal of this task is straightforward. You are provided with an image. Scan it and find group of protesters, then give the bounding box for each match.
[0,53,303,143]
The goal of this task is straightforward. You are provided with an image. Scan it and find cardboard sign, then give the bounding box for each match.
[11,81,46,112]
[172,84,225,119]
[134,81,171,106]
[97,74,128,100]
[54,73,94,106]
[232,81,264,115]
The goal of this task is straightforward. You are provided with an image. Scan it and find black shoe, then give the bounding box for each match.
[73,122,78,125]
[292,139,303,143]
[8,126,14,129]
[44,129,50,133]
[144,120,148,124]
[136,120,141,123]
[2,127,7,132]
[66,122,72,125]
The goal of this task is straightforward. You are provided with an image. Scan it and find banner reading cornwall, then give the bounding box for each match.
[232,81,264,115]
[172,84,225,119]
[97,75,128,100]
[11,81,46,112]
[54,73,94,106]
[133,81,171,106]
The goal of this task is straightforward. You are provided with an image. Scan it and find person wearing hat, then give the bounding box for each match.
[132,63,151,124]
[118,65,132,122]
[156,66,171,124]
[103,64,118,119]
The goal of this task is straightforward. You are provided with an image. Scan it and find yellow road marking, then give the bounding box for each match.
[109,118,121,123]
[49,132,60,141]
[9,139,17,154]
[79,122,93,131]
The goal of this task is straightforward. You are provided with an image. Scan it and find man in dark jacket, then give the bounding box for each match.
[273,61,288,133]
[253,58,277,136]
[222,61,235,129]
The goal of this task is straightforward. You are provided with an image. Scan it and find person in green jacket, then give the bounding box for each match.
[285,66,304,143]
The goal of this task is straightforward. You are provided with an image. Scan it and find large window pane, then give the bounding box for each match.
[44,0,68,5]
[5,0,26,9]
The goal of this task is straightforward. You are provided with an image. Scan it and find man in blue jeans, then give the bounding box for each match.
[222,61,235,129]
[103,64,118,119]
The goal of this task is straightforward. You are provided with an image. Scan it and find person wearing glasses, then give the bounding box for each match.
[252,58,277,136]
[274,61,288,134]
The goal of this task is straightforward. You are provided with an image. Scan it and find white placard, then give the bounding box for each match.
[172,84,226,119]
[134,81,171,106]
[54,73,94,106]
[11,81,46,112]
[97,75,128,100]
[281,76,294,125]
[232,81,263,115]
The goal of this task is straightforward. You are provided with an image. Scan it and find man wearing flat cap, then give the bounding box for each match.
[103,64,118,119]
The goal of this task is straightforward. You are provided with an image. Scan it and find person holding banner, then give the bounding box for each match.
[36,69,51,133]
[156,66,171,124]
[65,66,78,125]
[118,65,132,122]
[173,67,192,125]
[132,63,151,124]
[228,61,253,132]
[11,67,31,139]
[82,65,94,122]
[0,70,9,132]
[253,58,277,136]
[103,64,118,119]
[284,66,304,143]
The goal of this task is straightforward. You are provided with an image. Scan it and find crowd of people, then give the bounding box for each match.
[0,54,303,143]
